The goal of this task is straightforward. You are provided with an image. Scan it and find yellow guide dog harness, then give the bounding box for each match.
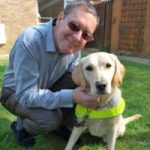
[75,98,125,119]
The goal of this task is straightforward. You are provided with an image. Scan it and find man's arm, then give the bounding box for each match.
[12,31,74,110]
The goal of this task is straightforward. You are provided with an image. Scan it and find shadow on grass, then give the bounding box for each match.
[74,133,106,150]
[0,117,67,150]
[0,117,13,145]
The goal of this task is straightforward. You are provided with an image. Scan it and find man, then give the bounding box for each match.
[0,0,99,147]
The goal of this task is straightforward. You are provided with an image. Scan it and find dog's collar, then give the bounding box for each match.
[75,97,125,119]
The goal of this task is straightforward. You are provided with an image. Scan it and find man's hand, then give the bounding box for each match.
[73,87,100,108]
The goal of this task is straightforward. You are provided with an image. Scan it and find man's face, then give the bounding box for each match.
[54,7,97,54]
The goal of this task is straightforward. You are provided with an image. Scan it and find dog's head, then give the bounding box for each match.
[72,52,125,95]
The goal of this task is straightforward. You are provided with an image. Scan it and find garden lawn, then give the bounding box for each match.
[0,58,150,150]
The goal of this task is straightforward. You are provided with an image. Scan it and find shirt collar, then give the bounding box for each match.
[46,18,57,52]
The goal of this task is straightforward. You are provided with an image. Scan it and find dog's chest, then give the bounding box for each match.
[86,117,119,137]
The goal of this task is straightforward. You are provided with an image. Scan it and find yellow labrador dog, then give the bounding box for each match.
[65,52,141,150]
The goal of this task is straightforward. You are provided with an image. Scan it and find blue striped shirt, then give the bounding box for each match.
[2,19,80,110]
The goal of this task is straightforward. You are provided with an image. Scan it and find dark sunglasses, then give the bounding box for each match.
[68,22,94,42]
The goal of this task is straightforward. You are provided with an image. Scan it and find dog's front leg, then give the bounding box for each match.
[107,126,118,150]
[65,126,84,150]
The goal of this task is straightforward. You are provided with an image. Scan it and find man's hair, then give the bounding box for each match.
[63,0,99,26]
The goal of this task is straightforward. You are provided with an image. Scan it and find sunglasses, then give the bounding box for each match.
[68,22,94,42]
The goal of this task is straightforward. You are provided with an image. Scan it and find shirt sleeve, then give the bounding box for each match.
[13,31,74,110]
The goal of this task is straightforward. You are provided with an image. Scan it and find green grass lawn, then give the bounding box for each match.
[0,58,150,150]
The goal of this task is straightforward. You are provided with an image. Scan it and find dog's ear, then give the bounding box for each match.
[111,54,125,86]
[72,63,87,90]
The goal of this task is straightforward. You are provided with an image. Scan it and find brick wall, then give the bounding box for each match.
[0,0,38,55]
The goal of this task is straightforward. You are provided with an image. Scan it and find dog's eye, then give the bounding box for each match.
[106,63,112,68]
[85,65,93,71]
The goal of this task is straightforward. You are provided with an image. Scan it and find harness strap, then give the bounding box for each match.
[76,98,125,119]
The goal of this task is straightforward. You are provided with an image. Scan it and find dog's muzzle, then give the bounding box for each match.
[95,81,107,93]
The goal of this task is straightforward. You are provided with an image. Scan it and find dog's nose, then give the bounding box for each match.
[95,81,106,92]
